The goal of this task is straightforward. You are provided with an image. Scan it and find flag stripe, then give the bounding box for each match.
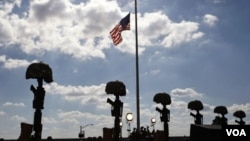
[110,13,130,46]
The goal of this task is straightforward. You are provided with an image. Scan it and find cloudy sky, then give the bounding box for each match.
[1,0,250,139]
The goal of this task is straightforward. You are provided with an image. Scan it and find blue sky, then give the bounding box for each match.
[0,0,250,139]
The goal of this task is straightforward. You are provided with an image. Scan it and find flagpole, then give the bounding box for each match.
[134,0,140,131]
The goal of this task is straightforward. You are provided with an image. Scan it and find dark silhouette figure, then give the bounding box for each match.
[153,92,171,141]
[128,126,155,141]
[30,79,44,141]
[46,136,52,141]
[129,128,138,141]
[188,100,204,125]
[157,105,170,141]
[234,110,246,125]
[79,125,85,139]
[190,111,203,125]
[212,106,228,126]
[105,80,126,141]
[26,62,53,141]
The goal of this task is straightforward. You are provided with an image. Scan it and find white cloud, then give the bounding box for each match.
[170,99,187,110]
[0,111,5,116]
[0,18,14,43]
[40,110,113,137]
[150,69,161,75]
[3,102,25,107]
[161,21,204,47]
[0,1,204,60]
[11,115,27,121]
[144,69,161,76]
[203,14,219,27]
[136,11,204,48]
[0,1,15,15]
[44,82,108,106]
[0,55,38,69]
[1,1,240,138]
[43,117,58,124]
[0,0,122,59]
[213,0,225,4]
[228,103,250,113]
[44,82,132,111]
[30,0,72,22]
[171,88,203,98]
[117,11,204,54]
[58,110,85,119]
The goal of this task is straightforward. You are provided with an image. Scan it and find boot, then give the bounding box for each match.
[17,122,33,141]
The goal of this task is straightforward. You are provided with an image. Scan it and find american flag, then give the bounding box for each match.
[110,13,130,46]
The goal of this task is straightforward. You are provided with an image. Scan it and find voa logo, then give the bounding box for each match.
[226,129,246,136]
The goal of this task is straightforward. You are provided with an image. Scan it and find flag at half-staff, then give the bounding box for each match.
[110,13,130,46]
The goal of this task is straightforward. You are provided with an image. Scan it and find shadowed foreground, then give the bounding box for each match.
[5,136,189,141]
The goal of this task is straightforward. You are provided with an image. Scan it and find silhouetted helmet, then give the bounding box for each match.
[233,110,246,119]
[105,80,126,96]
[214,106,228,116]
[188,100,204,111]
[153,92,171,105]
[26,62,53,83]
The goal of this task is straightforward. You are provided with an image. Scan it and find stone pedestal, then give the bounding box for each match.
[190,124,222,141]
[103,127,113,141]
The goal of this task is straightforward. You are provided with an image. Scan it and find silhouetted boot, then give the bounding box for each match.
[17,122,33,141]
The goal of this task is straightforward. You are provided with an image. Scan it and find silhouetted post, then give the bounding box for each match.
[156,105,170,140]
[106,80,126,141]
[31,78,44,141]
[153,92,171,141]
[134,0,140,132]
[26,62,53,141]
